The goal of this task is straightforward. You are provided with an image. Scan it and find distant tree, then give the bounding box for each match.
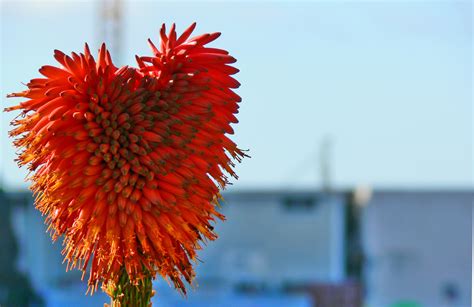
[0,190,44,307]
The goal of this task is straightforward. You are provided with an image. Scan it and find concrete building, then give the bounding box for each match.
[1,189,471,306]
[197,191,347,285]
[2,190,349,307]
[363,190,472,307]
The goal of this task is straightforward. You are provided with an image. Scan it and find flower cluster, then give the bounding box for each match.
[5,23,245,294]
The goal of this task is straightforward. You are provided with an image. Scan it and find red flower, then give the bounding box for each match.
[5,23,245,295]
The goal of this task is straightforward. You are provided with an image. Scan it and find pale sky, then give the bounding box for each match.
[1,0,472,191]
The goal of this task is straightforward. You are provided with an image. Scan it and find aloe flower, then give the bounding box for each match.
[5,23,245,306]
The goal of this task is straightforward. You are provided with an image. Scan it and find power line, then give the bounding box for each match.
[281,135,334,191]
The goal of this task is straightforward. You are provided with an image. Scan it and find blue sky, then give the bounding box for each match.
[1,0,472,191]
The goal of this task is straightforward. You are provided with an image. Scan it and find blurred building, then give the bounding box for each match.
[363,190,472,307]
[2,190,355,307]
[0,189,471,307]
[181,190,358,307]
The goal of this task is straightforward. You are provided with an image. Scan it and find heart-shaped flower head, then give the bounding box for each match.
[5,23,246,295]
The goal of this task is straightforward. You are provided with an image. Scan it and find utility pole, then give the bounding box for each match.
[98,0,123,65]
[320,136,332,193]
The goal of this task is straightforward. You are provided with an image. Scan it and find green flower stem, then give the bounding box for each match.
[104,267,154,307]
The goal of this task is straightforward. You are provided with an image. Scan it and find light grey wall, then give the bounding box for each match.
[196,191,347,288]
[8,191,347,298]
[10,195,88,283]
[363,191,472,307]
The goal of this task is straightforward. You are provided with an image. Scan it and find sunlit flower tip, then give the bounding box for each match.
[5,23,246,295]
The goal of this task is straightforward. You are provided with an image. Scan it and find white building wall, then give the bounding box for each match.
[8,190,348,306]
[196,191,347,287]
[363,191,472,307]
[9,193,108,306]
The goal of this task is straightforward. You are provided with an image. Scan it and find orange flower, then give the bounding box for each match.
[5,23,245,295]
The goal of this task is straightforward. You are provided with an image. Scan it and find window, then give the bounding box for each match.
[282,196,318,212]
